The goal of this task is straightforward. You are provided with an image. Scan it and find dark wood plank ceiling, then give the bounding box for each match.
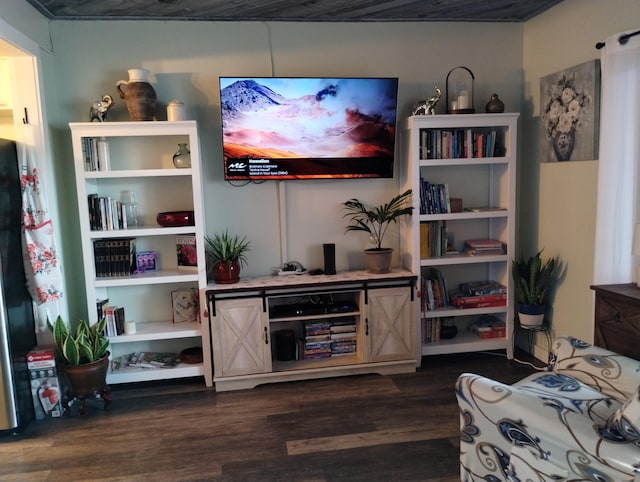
[25,0,565,22]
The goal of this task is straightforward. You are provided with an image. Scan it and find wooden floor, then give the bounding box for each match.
[0,351,539,481]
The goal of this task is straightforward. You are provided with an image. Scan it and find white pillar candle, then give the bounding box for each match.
[457,90,469,109]
[124,320,136,334]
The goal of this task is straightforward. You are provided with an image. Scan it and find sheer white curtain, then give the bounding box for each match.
[593,29,640,284]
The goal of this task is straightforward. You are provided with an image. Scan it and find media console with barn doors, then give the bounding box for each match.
[205,270,417,391]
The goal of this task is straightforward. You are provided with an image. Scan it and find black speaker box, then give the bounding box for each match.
[323,243,336,275]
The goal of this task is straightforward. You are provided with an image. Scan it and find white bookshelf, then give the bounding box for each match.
[400,113,519,359]
[70,120,212,386]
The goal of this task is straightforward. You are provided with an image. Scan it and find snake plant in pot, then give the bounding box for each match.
[48,315,111,413]
[511,250,558,327]
[343,189,413,274]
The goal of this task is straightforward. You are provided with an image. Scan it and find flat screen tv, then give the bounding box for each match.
[219,77,399,180]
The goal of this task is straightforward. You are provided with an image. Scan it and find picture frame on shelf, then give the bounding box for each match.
[135,251,158,273]
[176,234,197,271]
[171,288,199,323]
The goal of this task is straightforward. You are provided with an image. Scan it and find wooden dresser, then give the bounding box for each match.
[591,283,640,360]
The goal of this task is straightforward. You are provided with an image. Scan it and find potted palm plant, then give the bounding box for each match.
[512,250,558,327]
[48,315,111,415]
[343,189,413,274]
[205,230,251,284]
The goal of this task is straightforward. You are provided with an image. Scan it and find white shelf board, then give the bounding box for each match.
[95,269,198,287]
[88,225,196,238]
[423,305,509,318]
[420,254,508,266]
[108,321,202,343]
[84,168,193,178]
[107,362,204,384]
[421,331,508,356]
[419,210,508,221]
[418,157,509,167]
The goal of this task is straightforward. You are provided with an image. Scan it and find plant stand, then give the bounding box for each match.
[61,355,111,417]
[63,385,112,418]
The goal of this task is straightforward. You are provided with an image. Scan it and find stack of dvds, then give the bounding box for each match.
[303,320,332,359]
[330,318,357,356]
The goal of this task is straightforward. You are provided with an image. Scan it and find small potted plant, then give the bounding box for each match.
[511,250,558,327]
[48,315,111,415]
[343,189,413,274]
[205,230,251,284]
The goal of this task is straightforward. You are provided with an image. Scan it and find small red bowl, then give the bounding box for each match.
[157,211,195,227]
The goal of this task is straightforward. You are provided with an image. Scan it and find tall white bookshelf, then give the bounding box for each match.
[70,120,212,386]
[400,113,518,359]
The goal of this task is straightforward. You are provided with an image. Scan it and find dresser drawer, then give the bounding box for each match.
[592,284,640,360]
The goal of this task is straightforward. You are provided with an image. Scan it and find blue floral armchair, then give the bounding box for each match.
[455,335,640,481]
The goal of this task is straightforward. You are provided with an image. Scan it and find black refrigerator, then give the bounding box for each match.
[0,138,37,434]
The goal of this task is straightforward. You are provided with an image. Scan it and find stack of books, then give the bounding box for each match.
[450,280,507,309]
[330,318,357,356]
[303,320,332,359]
[463,239,504,256]
[469,315,506,339]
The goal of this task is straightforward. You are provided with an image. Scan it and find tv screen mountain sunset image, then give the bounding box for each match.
[219,77,398,180]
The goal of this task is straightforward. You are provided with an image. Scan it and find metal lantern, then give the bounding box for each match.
[446,66,475,114]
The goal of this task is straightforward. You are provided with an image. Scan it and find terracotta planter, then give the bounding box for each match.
[212,260,241,284]
[62,353,109,397]
[364,248,393,274]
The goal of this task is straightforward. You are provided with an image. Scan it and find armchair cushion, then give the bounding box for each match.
[456,336,640,481]
[605,384,640,445]
[551,335,640,402]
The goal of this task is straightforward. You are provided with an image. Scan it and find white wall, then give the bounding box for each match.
[41,20,524,319]
[522,0,640,345]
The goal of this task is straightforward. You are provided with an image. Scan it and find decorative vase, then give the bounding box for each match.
[364,248,393,274]
[172,143,191,168]
[212,260,241,284]
[116,69,157,121]
[552,131,575,161]
[440,317,457,339]
[485,93,505,113]
[517,303,545,328]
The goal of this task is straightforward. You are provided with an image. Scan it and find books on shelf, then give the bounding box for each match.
[87,193,131,231]
[419,128,503,160]
[463,238,505,256]
[422,317,442,344]
[421,267,450,312]
[419,178,450,214]
[420,221,452,258]
[93,238,136,278]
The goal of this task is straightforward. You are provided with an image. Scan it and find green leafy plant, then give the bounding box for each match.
[48,316,109,366]
[343,189,413,250]
[512,250,558,306]
[204,230,251,267]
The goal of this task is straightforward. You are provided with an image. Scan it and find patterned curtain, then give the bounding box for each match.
[19,125,63,304]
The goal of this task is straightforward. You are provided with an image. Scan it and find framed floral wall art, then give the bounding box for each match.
[540,59,601,162]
